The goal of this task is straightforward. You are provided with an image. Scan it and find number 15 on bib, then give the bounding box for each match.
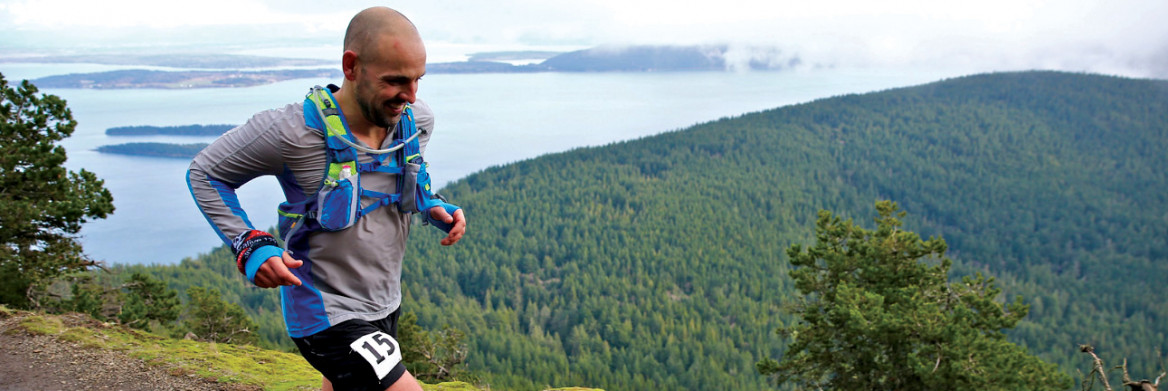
[350,331,402,380]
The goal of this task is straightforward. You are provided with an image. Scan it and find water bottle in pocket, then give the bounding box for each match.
[317,165,361,231]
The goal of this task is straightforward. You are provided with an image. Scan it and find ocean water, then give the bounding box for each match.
[1,64,969,265]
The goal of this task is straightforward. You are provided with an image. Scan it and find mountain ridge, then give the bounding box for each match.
[405,70,1167,390]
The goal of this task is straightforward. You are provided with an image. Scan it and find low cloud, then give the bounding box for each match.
[721,45,803,73]
[3,0,1166,78]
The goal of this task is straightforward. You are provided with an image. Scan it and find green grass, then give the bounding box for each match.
[3,306,326,390]
[2,305,604,391]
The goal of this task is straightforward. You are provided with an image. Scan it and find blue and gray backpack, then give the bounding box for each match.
[276,85,459,245]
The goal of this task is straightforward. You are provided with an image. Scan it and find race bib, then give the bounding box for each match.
[350,331,402,380]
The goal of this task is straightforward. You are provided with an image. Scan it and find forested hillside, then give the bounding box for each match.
[405,71,1167,390]
[140,71,1166,390]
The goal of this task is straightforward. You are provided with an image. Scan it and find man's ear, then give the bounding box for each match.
[342,50,359,81]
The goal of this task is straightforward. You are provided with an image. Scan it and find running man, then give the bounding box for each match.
[187,7,466,391]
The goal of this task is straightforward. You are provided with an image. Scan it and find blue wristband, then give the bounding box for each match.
[246,245,285,284]
[423,202,461,233]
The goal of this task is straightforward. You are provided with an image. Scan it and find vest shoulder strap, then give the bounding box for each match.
[305,86,358,182]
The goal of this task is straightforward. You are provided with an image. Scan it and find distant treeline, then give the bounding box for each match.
[96,142,207,159]
[32,68,342,89]
[106,124,236,136]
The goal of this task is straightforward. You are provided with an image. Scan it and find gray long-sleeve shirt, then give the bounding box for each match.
[187,90,434,337]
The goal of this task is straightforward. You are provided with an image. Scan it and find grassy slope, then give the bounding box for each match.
[0,306,505,391]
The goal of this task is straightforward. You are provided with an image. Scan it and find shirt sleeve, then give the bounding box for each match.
[187,104,298,245]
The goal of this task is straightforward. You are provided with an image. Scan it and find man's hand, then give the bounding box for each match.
[429,206,466,246]
[253,251,304,288]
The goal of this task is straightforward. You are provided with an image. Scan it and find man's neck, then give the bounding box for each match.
[335,89,390,148]
[350,121,389,149]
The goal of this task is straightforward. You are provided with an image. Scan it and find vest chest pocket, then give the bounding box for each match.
[316,175,360,231]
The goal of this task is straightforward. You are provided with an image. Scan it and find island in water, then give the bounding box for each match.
[466,50,563,63]
[96,142,208,159]
[33,69,343,89]
[0,53,332,69]
[106,124,236,136]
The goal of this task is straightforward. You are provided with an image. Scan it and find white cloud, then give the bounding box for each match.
[1,0,1166,77]
[4,0,313,28]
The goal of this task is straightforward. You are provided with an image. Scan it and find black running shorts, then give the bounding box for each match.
[292,311,407,391]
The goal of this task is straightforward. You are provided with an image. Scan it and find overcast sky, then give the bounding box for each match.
[2,0,1166,77]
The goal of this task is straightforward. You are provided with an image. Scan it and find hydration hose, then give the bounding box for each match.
[311,88,421,155]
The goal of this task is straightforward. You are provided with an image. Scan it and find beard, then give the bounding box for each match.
[355,78,400,129]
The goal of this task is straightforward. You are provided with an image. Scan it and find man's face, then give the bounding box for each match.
[353,36,426,129]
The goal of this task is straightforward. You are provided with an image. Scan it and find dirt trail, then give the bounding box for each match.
[0,311,229,391]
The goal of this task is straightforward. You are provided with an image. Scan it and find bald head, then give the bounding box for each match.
[343,7,421,62]
[337,7,426,132]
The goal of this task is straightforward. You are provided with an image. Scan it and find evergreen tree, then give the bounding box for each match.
[181,286,258,345]
[0,73,114,307]
[62,274,118,320]
[398,311,475,383]
[118,272,181,330]
[758,201,1071,390]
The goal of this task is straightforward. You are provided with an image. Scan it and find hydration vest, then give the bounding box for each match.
[276,86,457,245]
